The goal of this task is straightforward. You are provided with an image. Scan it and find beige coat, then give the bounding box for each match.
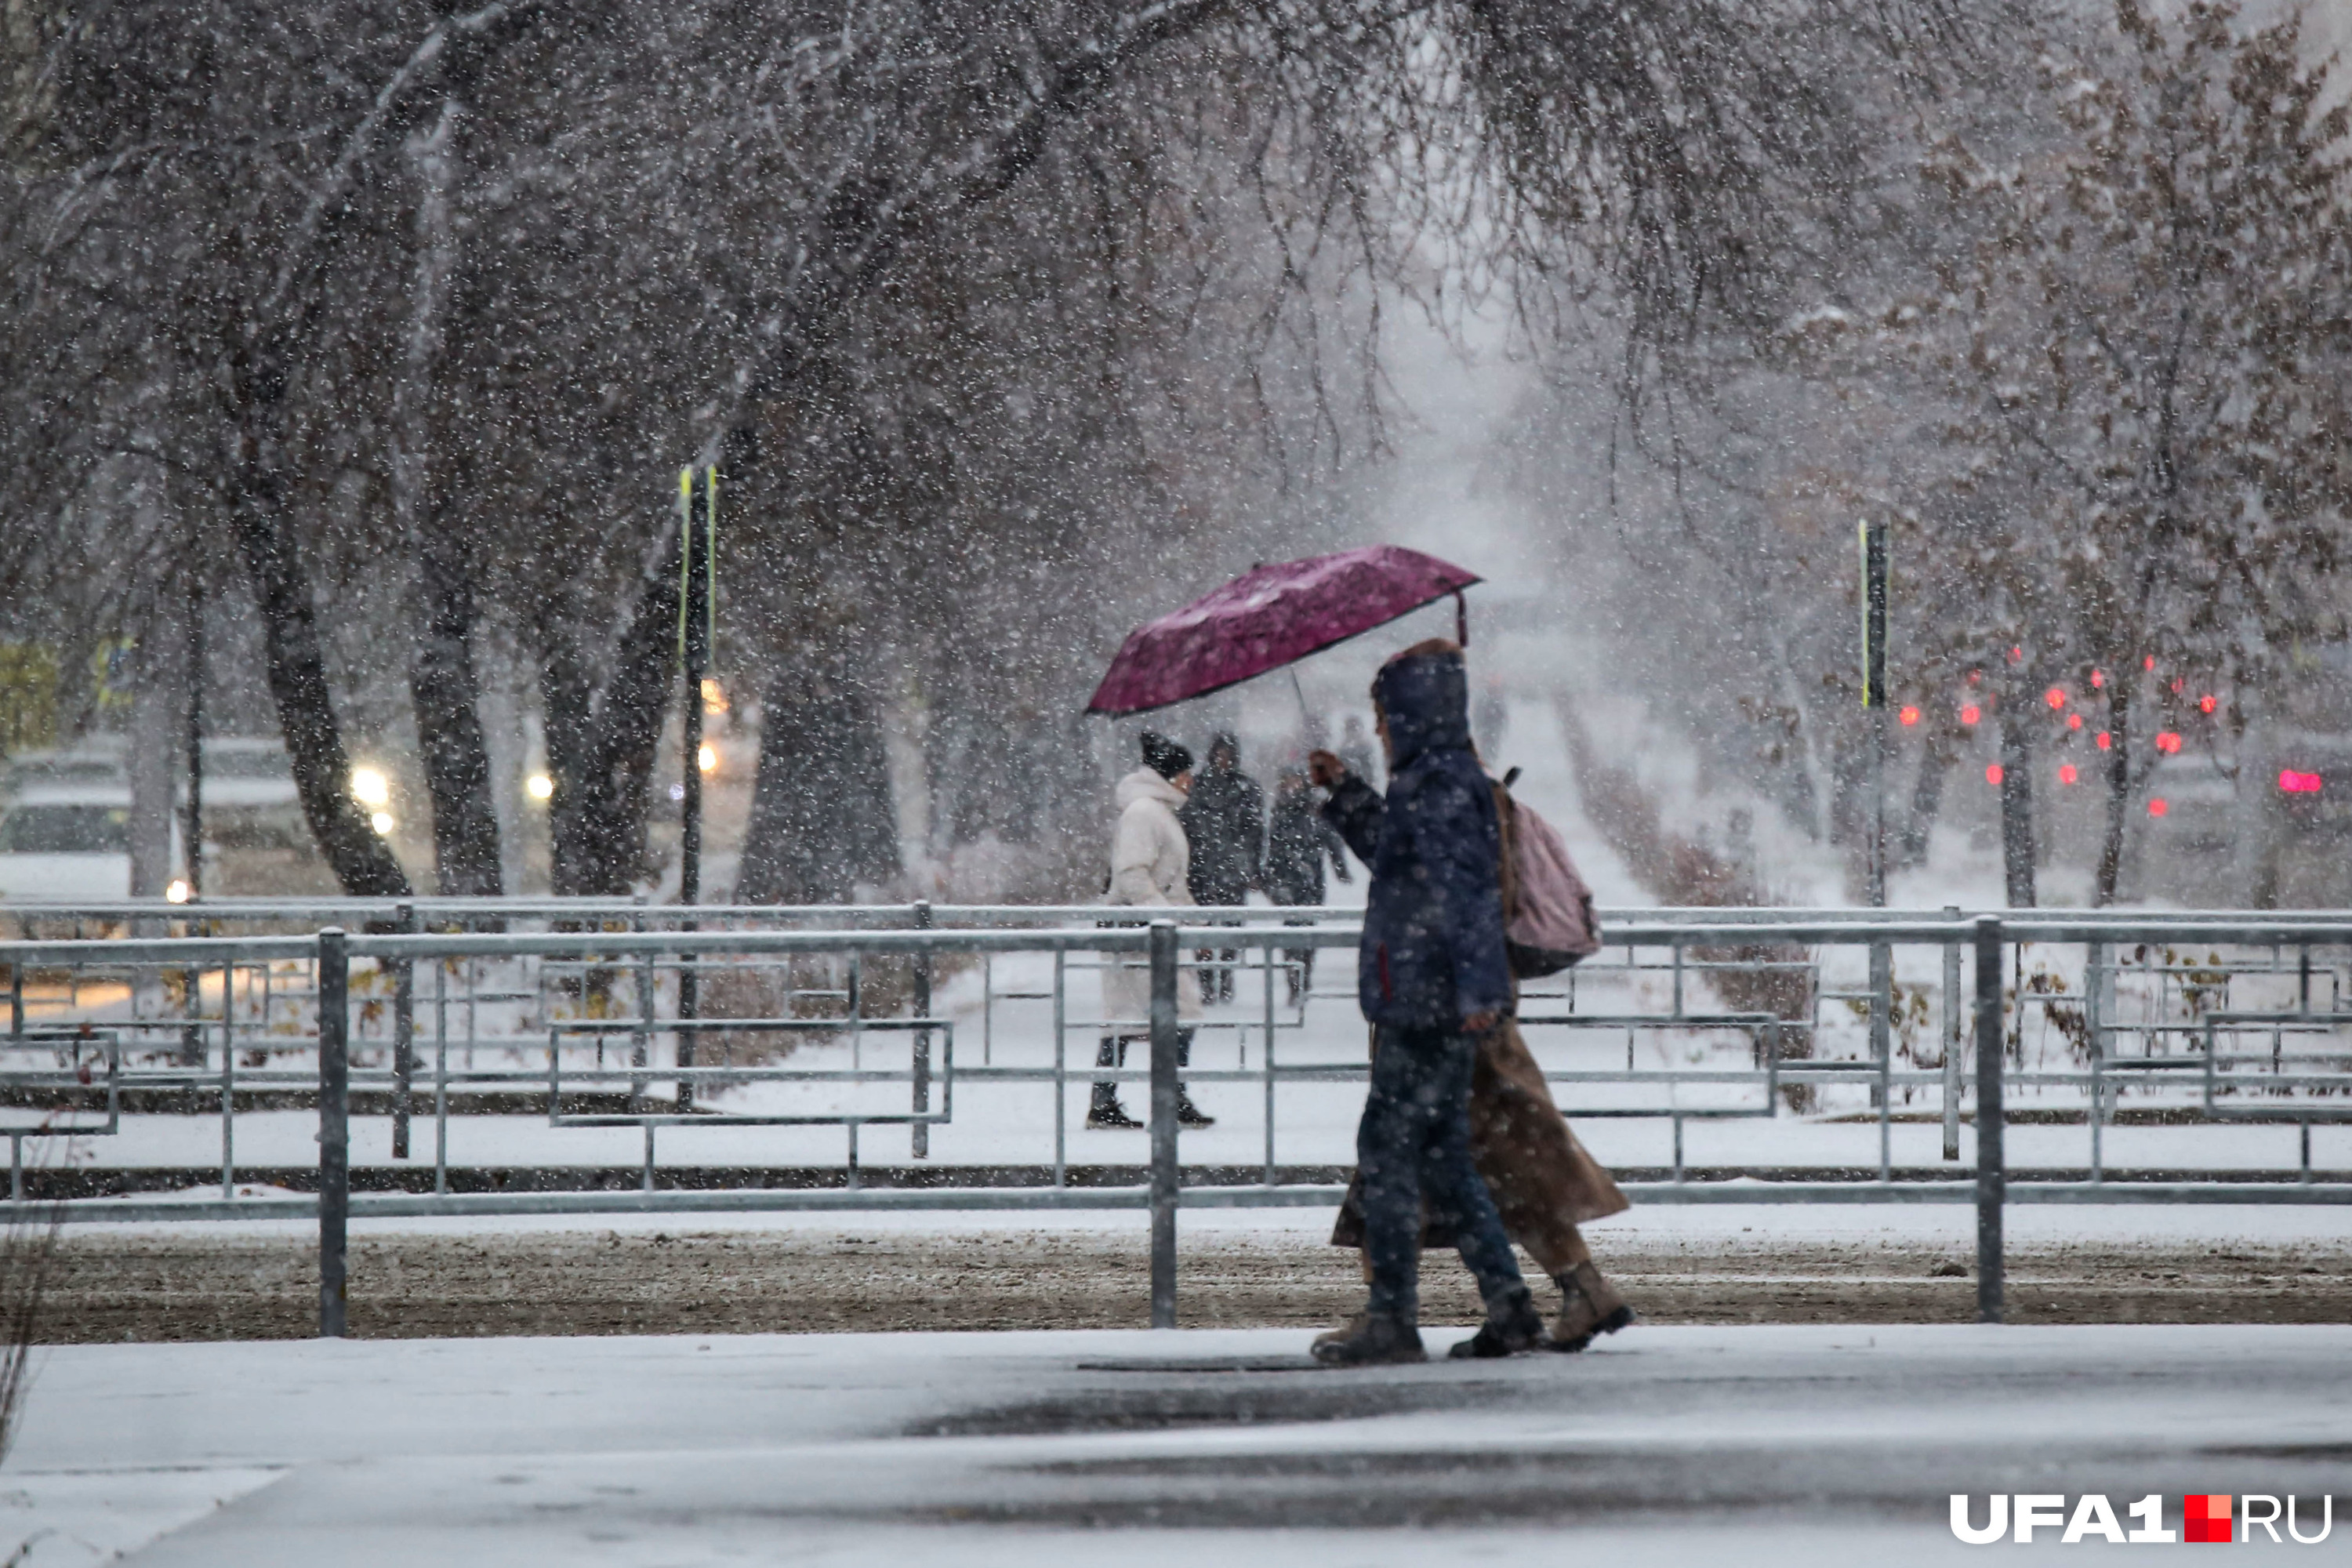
[1101,768,1202,1027]
[1331,1016,1629,1275]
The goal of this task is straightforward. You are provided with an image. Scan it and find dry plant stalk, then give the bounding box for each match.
[0,1188,60,1466]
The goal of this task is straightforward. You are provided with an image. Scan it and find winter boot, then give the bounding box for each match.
[1446,1284,1549,1359]
[1311,1312,1425,1367]
[1175,1088,1216,1127]
[1087,1085,1142,1130]
[1548,1261,1635,1352]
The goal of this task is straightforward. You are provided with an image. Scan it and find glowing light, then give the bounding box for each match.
[2096,731,2112,750]
[369,811,395,836]
[2198,694,2217,715]
[2090,670,2105,689]
[2058,764,2078,785]
[700,677,728,714]
[165,879,191,905]
[2170,677,2184,694]
[1960,704,1982,726]
[350,767,390,808]
[2281,770,2325,794]
[1898,705,1921,727]
[2045,686,2067,710]
[2144,655,2156,671]
[1986,763,2005,786]
[525,773,554,802]
[2147,797,2169,818]
[697,744,718,774]
[2008,645,2024,664]
[668,782,685,802]
[2067,713,2083,731]
[2155,731,2183,754]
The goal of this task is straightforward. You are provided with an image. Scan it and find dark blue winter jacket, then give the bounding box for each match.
[1320,647,1513,1030]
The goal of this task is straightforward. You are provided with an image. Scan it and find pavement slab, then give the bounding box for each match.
[4,1323,2347,1564]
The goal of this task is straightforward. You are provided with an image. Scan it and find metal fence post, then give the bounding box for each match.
[1973,915,2005,1324]
[1149,919,1179,1330]
[1868,938,1892,1179]
[1942,906,1962,1162]
[912,900,932,1160]
[391,902,415,1160]
[318,927,350,1338]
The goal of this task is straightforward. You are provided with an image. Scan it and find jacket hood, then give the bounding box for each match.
[1116,767,1189,814]
[1371,646,1472,770]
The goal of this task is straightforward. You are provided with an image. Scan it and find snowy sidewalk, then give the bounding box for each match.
[9,1321,2351,1564]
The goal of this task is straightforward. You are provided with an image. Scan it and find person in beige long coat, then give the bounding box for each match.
[1329,1018,1634,1347]
[1093,731,1210,1129]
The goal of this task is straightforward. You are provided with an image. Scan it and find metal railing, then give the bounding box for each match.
[8,900,2352,1334]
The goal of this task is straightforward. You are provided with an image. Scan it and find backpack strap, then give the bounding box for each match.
[1491,777,1522,925]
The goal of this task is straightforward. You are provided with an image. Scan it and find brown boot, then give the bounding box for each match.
[1549,1261,1634,1352]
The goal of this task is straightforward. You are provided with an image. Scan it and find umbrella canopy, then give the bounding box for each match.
[1087,545,1482,717]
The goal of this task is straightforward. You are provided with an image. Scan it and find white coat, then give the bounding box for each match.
[1101,767,1202,1027]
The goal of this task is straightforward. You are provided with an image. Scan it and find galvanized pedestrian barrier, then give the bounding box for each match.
[5,899,2352,1335]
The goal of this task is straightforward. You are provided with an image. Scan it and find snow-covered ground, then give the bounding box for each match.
[9,1319,2350,1564]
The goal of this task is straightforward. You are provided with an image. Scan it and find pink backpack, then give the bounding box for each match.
[1496,769,1601,977]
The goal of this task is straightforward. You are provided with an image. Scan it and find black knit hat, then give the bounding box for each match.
[1142,731,1194,779]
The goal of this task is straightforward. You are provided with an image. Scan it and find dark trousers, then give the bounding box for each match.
[1094,1029,1192,1098]
[1359,1024,1524,1322]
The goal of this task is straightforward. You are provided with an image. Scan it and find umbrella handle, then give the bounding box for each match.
[1455,589,1468,647]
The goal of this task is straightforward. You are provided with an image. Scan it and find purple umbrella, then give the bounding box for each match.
[1087,545,1483,717]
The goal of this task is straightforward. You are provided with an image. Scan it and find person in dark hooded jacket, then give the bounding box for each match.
[1266,765,1351,1002]
[1179,732,1264,1004]
[1304,638,1543,1366]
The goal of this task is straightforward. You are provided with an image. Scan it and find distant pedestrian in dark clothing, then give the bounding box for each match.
[1179,732,1264,1004]
[1305,639,1541,1367]
[1266,768,1351,1004]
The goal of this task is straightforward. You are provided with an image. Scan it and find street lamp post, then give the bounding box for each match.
[676,465,716,1113]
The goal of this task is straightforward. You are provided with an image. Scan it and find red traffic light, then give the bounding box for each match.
[2067,713,2083,731]
[2045,686,2067,709]
[2280,770,2324,794]
[2096,731,2112,750]
[1898,705,1921,727]
[2058,763,2078,785]
[2148,797,2169,818]
[1960,704,1982,726]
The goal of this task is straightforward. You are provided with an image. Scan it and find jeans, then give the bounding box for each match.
[1358,1024,1525,1322]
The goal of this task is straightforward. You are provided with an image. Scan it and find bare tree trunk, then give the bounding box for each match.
[542,524,683,896]
[1999,677,2037,909]
[230,435,412,898]
[414,528,502,895]
[1898,726,1954,869]
[2095,680,2131,906]
[738,662,898,903]
[128,600,180,898]
[397,102,502,897]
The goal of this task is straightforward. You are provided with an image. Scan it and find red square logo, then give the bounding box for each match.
[2185,1494,2233,1544]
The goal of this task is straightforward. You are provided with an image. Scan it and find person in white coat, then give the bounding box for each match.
[1092,731,1214,1129]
